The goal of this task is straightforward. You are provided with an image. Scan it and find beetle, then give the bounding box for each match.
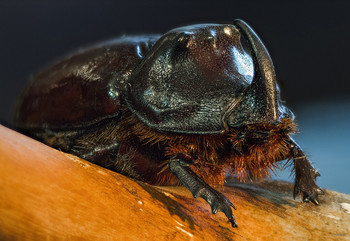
[14,19,323,227]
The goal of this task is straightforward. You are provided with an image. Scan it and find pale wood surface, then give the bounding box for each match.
[0,125,349,240]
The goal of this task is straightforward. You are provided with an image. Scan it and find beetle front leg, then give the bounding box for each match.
[169,157,237,227]
[288,138,324,204]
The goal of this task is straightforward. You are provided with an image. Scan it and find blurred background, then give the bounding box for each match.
[0,0,349,194]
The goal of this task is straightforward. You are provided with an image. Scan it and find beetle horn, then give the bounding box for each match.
[233,19,278,122]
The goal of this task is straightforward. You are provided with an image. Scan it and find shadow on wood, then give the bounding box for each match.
[0,125,349,240]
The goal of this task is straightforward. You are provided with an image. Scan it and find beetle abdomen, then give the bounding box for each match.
[14,35,160,130]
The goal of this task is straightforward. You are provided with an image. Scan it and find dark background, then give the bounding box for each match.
[1,0,349,194]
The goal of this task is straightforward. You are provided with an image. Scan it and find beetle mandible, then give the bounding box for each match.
[14,19,323,227]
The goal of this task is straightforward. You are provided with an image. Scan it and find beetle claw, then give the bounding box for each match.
[169,158,237,228]
[294,176,323,205]
[206,188,237,227]
[229,215,238,228]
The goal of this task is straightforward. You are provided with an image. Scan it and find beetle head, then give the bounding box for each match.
[223,19,293,129]
[125,20,293,134]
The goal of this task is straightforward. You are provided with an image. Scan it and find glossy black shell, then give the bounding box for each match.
[15,36,160,130]
[15,20,291,134]
[125,24,255,134]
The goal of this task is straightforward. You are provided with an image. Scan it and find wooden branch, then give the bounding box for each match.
[0,125,349,240]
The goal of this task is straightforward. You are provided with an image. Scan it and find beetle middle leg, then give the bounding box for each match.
[288,138,324,204]
[76,142,119,161]
[169,156,237,227]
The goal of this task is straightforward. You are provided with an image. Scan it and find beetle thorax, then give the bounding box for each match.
[165,118,296,183]
[227,118,296,180]
[117,109,296,185]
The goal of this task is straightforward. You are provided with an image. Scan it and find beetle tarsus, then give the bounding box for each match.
[289,138,324,204]
[169,158,237,228]
[229,215,238,228]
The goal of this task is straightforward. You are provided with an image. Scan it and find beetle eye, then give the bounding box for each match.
[171,34,190,63]
[176,35,190,51]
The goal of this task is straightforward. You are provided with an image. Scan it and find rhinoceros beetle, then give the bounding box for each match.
[14,19,323,227]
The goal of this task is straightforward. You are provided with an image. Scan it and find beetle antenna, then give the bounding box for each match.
[222,87,247,132]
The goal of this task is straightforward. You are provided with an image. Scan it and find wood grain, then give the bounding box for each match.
[0,125,349,240]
